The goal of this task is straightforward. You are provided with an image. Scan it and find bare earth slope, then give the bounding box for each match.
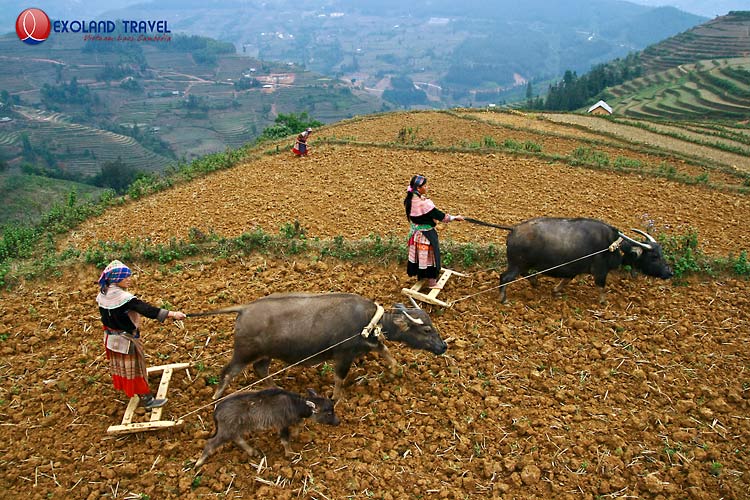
[1,111,749,500]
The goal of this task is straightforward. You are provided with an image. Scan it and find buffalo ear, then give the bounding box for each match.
[393,314,408,329]
[305,400,318,413]
[629,246,643,258]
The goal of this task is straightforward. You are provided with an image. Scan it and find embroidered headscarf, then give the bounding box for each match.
[404,174,433,219]
[98,260,132,294]
[406,175,426,193]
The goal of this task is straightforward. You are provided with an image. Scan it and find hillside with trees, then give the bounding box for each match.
[536,11,750,120]
[0,32,382,223]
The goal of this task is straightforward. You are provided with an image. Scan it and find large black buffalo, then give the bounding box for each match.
[189,293,447,400]
[478,217,673,303]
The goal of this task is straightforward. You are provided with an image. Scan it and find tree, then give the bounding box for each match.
[259,112,323,141]
[91,158,142,193]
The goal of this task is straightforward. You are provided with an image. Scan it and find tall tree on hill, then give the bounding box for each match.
[259,112,323,141]
[91,158,142,194]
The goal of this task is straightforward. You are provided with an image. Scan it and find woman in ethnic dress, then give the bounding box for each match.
[96,260,186,409]
[404,174,464,288]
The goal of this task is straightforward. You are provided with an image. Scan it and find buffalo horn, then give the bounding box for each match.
[630,228,657,244]
[618,232,652,250]
[402,310,424,325]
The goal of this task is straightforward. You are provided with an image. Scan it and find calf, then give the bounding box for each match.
[195,388,340,468]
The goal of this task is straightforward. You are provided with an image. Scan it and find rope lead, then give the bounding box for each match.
[449,245,615,305]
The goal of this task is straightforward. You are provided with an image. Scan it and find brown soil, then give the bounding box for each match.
[2,111,750,499]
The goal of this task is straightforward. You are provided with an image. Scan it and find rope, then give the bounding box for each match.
[177,307,387,421]
[449,245,614,305]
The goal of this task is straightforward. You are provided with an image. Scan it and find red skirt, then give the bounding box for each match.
[104,332,149,397]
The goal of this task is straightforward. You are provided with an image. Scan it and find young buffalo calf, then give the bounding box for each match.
[195,388,339,467]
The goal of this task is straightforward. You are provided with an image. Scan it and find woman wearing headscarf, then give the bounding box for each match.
[293,127,313,156]
[404,174,464,289]
[96,260,186,409]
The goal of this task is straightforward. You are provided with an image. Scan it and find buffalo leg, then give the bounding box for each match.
[552,278,571,296]
[279,427,296,457]
[499,267,521,303]
[592,269,609,304]
[252,358,276,388]
[375,342,398,371]
[233,435,259,459]
[195,434,227,468]
[333,357,354,400]
[214,358,251,399]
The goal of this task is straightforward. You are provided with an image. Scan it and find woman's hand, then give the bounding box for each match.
[453,215,465,221]
[168,311,187,320]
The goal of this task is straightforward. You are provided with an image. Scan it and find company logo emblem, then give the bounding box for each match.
[16,8,51,45]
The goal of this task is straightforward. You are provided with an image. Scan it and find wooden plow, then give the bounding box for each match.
[107,362,190,435]
[401,268,466,307]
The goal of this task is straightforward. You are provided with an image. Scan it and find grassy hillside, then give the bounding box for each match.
[542,12,750,120]
[0,172,105,224]
[0,32,383,224]
[604,57,750,120]
[639,11,750,74]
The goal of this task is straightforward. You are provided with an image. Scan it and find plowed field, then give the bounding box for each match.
[2,111,749,500]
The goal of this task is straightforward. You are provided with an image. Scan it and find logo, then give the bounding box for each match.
[16,8,51,45]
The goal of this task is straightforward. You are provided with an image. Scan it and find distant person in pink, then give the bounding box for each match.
[293,127,313,156]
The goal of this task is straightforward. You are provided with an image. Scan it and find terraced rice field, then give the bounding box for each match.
[609,57,750,122]
[543,113,750,173]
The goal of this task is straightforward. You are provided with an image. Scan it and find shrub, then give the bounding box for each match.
[571,147,609,167]
[732,251,750,276]
[613,156,642,169]
[503,138,521,151]
[482,136,498,148]
[462,243,479,267]
[660,228,709,279]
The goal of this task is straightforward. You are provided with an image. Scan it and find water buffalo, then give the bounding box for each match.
[195,388,339,467]
[490,217,673,303]
[189,293,447,400]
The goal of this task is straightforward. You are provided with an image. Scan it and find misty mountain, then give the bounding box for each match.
[95,0,705,105]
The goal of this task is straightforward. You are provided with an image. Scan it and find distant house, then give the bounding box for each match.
[0,116,12,123]
[587,100,613,115]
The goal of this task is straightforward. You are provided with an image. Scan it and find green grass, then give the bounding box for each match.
[0,173,105,225]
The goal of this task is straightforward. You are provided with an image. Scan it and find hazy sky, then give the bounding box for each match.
[3,0,745,28]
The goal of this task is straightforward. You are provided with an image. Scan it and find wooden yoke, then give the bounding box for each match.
[401,268,466,307]
[107,362,190,435]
